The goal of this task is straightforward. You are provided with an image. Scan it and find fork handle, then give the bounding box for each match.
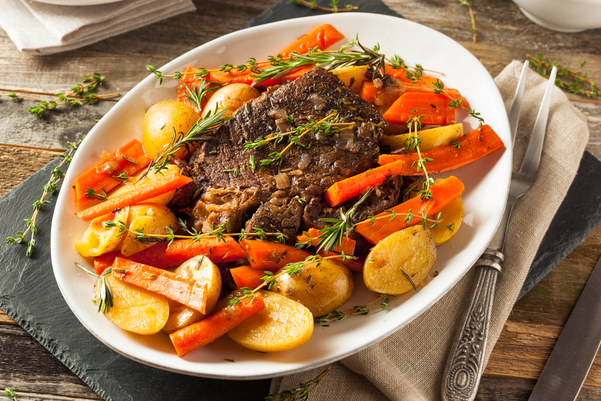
[441,248,504,401]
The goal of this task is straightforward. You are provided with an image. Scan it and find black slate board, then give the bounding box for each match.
[0,1,401,401]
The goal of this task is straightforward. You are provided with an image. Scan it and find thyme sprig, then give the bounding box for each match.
[458,0,478,43]
[6,140,81,256]
[300,190,443,255]
[105,218,287,246]
[528,54,600,99]
[144,105,233,176]
[228,253,357,307]
[266,368,330,401]
[245,112,354,166]
[75,262,114,314]
[315,293,390,324]
[291,0,357,13]
[405,116,434,200]
[0,73,119,118]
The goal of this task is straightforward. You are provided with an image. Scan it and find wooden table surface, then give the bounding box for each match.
[1,0,601,400]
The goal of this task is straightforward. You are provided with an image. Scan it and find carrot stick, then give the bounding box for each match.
[230,265,266,289]
[240,240,313,271]
[74,139,151,209]
[355,176,465,244]
[127,236,246,269]
[383,65,440,85]
[378,125,505,175]
[360,81,470,111]
[316,250,364,272]
[112,257,208,314]
[383,92,454,125]
[169,293,265,357]
[280,24,345,57]
[93,250,119,275]
[76,173,192,221]
[297,228,356,255]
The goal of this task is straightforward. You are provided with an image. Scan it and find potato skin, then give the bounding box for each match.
[162,255,222,333]
[271,259,353,317]
[363,226,436,295]
[142,100,199,159]
[201,83,259,118]
[74,207,129,257]
[120,204,178,256]
[430,196,463,246]
[228,290,313,352]
[95,274,169,335]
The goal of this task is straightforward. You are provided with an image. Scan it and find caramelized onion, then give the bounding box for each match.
[298,153,312,170]
[308,93,326,111]
[268,108,288,119]
[275,173,290,189]
[275,118,293,134]
[335,129,356,151]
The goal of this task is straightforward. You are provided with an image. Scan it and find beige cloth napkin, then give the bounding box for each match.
[0,0,195,55]
[271,60,590,400]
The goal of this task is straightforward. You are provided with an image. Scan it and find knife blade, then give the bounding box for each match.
[528,252,601,401]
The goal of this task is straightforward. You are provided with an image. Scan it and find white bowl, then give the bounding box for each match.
[51,13,512,379]
[513,0,601,32]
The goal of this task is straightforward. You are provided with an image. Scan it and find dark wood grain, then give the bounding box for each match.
[1,0,601,400]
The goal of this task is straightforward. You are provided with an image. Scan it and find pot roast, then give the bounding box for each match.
[178,68,402,246]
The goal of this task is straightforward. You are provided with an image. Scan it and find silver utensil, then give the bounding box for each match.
[441,61,558,401]
[528,253,601,400]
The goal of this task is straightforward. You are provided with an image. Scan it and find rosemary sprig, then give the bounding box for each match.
[528,54,600,99]
[265,368,330,401]
[291,0,357,13]
[6,140,81,256]
[314,293,390,323]
[182,80,222,111]
[3,388,18,401]
[144,105,233,176]
[458,0,478,43]
[75,262,114,314]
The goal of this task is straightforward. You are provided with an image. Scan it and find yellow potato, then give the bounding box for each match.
[201,83,260,119]
[430,196,463,246]
[95,274,169,335]
[271,259,353,317]
[332,65,369,94]
[228,290,313,352]
[120,204,178,256]
[402,178,462,246]
[74,207,129,257]
[381,123,464,152]
[363,226,436,295]
[142,100,200,160]
[162,255,222,333]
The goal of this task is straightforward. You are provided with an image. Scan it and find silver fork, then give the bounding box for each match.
[441,61,558,401]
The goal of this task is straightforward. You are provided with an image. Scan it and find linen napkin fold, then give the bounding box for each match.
[0,0,195,55]
[271,60,590,400]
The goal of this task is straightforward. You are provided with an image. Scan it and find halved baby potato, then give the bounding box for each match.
[363,225,436,295]
[95,274,169,335]
[201,83,260,118]
[332,65,369,94]
[228,290,313,352]
[381,123,464,152]
[74,207,129,257]
[162,255,222,333]
[271,259,353,317]
[120,203,178,257]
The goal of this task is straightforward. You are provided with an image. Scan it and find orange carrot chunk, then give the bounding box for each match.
[169,293,265,357]
[127,236,246,269]
[297,228,356,255]
[112,257,208,314]
[230,265,266,289]
[378,125,505,175]
[74,139,151,209]
[240,240,312,271]
[93,250,120,275]
[280,24,345,57]
[76,173,192,221]
[355,176,465,244]
[383,65,440,85]
[383,92,454,125]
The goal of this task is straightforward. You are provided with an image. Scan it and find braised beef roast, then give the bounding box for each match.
[178,68,402,246]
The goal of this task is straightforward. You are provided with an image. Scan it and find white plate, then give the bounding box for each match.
[32,0,125,5]
[51,13,512,380]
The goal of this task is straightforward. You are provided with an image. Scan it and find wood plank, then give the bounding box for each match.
[0,390,100,401]
[0,325,99,399]
[0,146,60,197]
[477,375,601,400]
